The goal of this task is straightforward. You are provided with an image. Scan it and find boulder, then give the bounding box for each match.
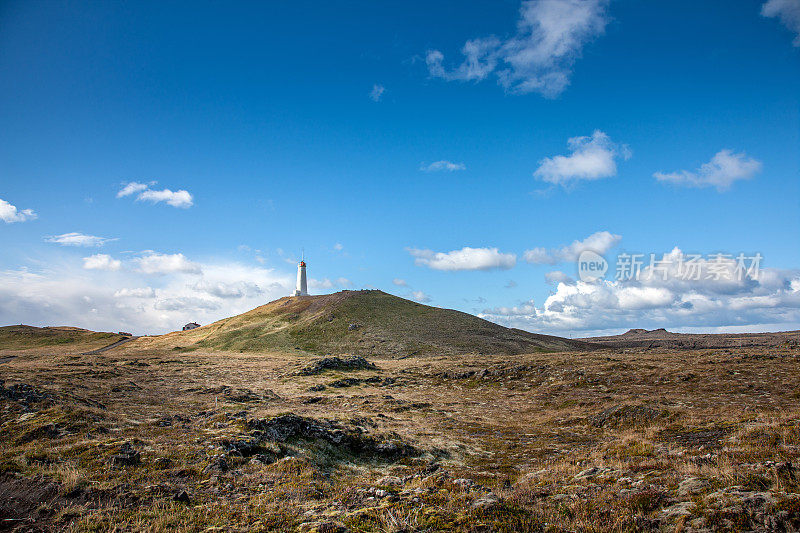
[298,356,377,376]
[110,443,140,466]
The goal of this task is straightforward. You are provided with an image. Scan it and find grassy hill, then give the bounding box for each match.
[140,290,596,356]
[0,325,125,352]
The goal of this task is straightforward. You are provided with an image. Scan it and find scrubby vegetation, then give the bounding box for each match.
[131,291,596,357]
[1,330,799,531]
[0,326,123,352]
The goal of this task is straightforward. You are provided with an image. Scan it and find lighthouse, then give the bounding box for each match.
[292,260,308,296]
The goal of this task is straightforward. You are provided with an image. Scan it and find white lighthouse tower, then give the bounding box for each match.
[292,259,308,297]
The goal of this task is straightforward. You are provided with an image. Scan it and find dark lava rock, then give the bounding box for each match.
[590,404,662,428]
[110,443,141,466]
[247,413,418,460]
[227,388,280,403]
[303,396,325,404]
[173,490,190,503]
[330,376,395,388]
[205,386,279,403]
[154,457,173,469]
[16,423,63,444]
[298,356,377,376]
[221,437,265,457]
[156,414,192,427]
[437,369,476,380]
[0,380,50,405]
[249,414,347,443]
[659,425,733,448]
[330,377,363,388]
[424,462,441,474]
[204,457,229,473]
[251,453,276,465]
[309,384,327,392]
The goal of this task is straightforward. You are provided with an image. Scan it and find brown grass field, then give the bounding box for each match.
[1,327,799,531]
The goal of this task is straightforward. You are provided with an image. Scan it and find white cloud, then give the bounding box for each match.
[154,297,220,312]
[117,182,149,198]
[0,258,293,335]
[408,246,516,271]
[306,277,350,290]
[46,232,116,247]
[192,280,262,299]
[392,278,409,287]
[426,0,609,97]
[333,243,344,251]
[0,198,37,223]
[654,150,762,192]
[480,247,800,336]
[425,39,500,82]
[114,287,156,298]
[534,130,629,186]
[370,84,386,102]
[420,160,466,172]
[117,182,194,208]
[544,270,574,284]
[138,188,193,208]
[410,290,431,303]
[762,0,800,46]
[524,231,621,264]
[310,278,335,290]
[83,254,122,271]
[136,253,201,275]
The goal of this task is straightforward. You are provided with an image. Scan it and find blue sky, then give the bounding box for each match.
[1,0,799,336]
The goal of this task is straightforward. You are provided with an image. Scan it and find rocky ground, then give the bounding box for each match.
[1,340,799,531]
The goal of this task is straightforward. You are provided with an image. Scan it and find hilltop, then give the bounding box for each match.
[135,290,596,356]
[0,325,125,353]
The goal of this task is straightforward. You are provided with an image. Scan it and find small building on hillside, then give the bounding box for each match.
[182,322,200,331]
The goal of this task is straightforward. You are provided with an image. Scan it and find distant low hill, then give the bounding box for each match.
[137,290,598,356]
[0,325,125,352]
[581,328,800,350]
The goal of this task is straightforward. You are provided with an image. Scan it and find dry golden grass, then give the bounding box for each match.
[132,290,594,357]
[1,339,798,531]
